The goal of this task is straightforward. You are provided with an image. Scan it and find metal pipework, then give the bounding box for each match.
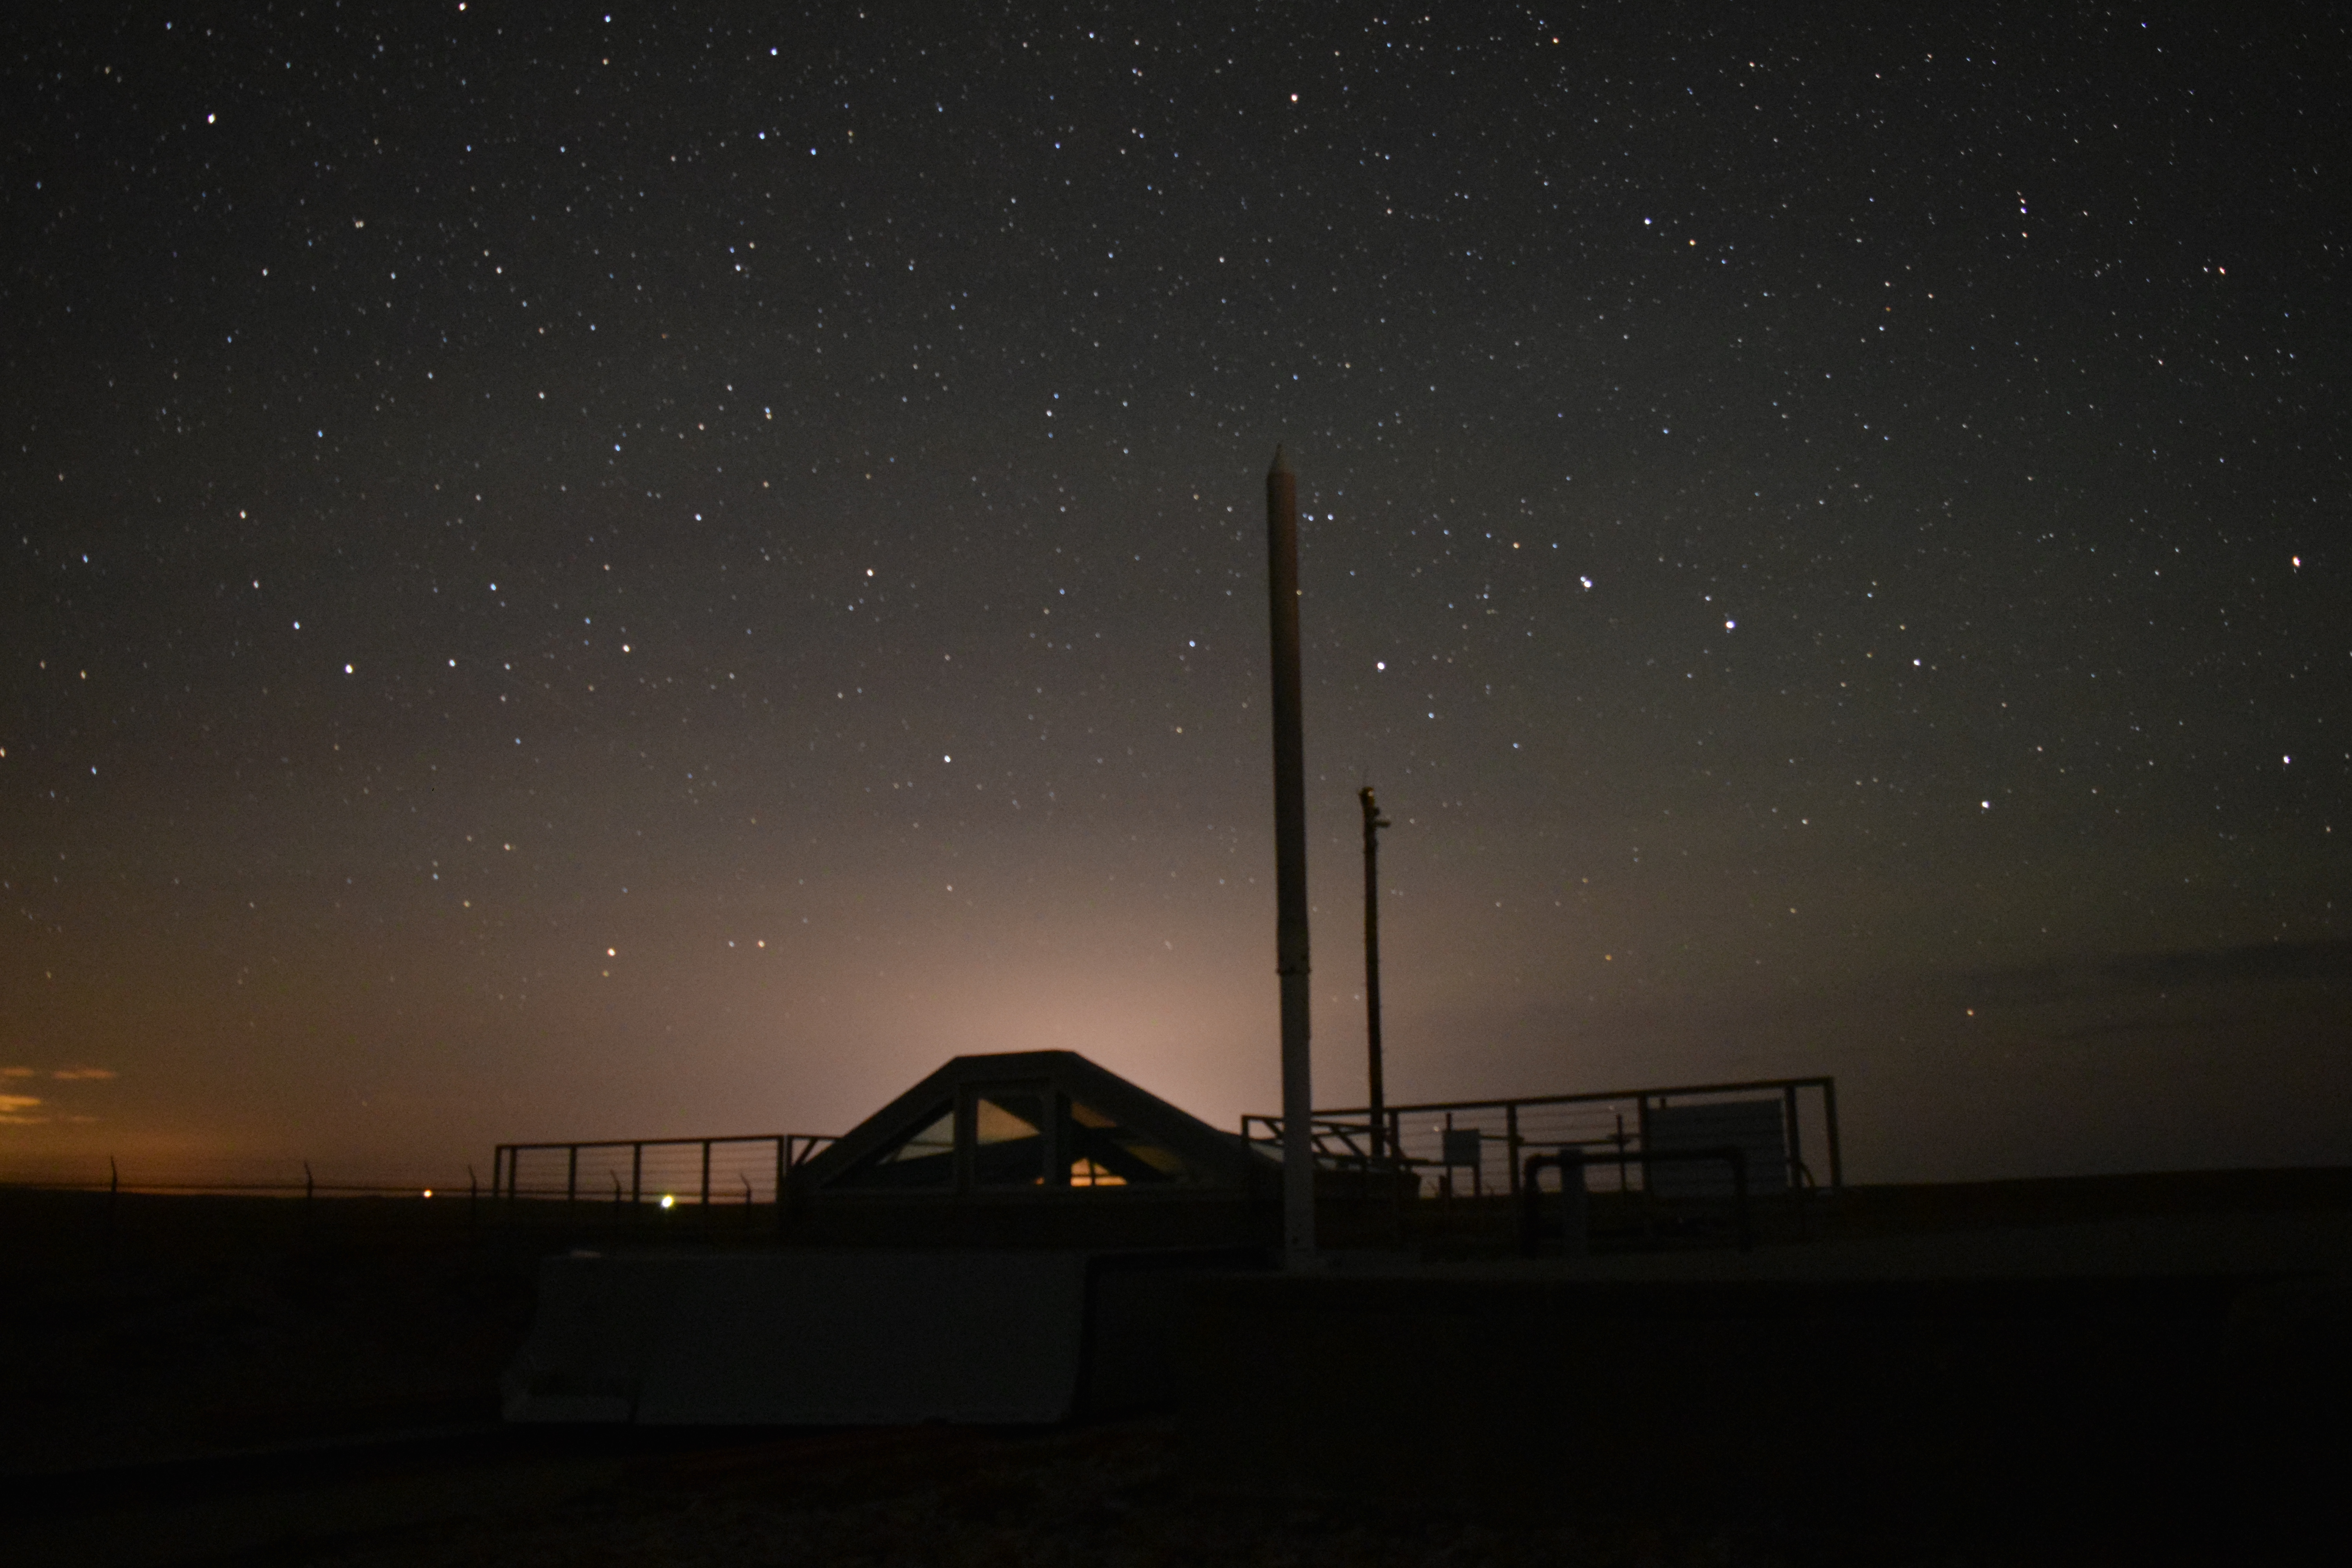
[1266,445,1314,1266]
[1519,1149,1589,1258]
[1520,1145,1755,1255]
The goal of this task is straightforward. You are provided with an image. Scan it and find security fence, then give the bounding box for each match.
[491,1132,836,1209]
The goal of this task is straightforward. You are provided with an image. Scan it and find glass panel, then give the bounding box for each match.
[1068,1156,1126,1188]
[971,1091,1047,1187]
[1064,1100,1188,1187]
[832,1103,955,1189]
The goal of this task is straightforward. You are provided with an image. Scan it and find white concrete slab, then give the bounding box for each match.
[505,1250,1091,1426]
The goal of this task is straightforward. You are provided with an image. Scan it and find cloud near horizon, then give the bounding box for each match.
[1958,939,2352,1006]
[51,1068,119,1081]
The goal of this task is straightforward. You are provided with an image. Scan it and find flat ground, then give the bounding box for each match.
[6,1179,2341,1565]
[18,1415,2201,1568]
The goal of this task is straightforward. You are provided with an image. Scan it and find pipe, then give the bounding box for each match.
[1520,1145,1753,1254]
[1519,1150,1588,1257]
[1360,785,1390,1161]
[1267,445,1315,1266]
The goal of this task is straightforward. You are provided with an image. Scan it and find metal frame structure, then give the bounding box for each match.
[1243,1074,1840,1200]
[794,1050,1270,1200]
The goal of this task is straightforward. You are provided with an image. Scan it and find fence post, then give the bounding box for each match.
[700,1140,712,1210]
[631,1142,643,1207]
[1635,1098,1654,1237]
[1820,1078,1843,1190]
[1783,1083,1804,1190]
[1442,1111,1454,1209]
[1784,1083,1808,1238]
[566,1145,578,1208]
[786,1142,804,1241]
[1505,1102,1522,1198]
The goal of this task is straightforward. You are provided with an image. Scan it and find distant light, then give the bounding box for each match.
[422,1188,433,1198]
[660,1194,675,1209]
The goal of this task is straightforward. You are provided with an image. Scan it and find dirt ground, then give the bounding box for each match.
[0,1190,536,1475]
[24,1410,2278,1568]
[26,1417,2118,1568]
[6,1187,2330,1566]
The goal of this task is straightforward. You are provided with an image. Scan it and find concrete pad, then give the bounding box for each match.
[505,1250,1091,1425]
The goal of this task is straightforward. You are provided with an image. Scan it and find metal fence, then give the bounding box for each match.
[1243,1074,1839,1201]
[0,1155,481,1201]
[492,1133,836,1208]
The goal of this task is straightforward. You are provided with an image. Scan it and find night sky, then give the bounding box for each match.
[5,4,2348,1185]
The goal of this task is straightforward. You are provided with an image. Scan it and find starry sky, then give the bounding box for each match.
[5,4,2347,1185]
